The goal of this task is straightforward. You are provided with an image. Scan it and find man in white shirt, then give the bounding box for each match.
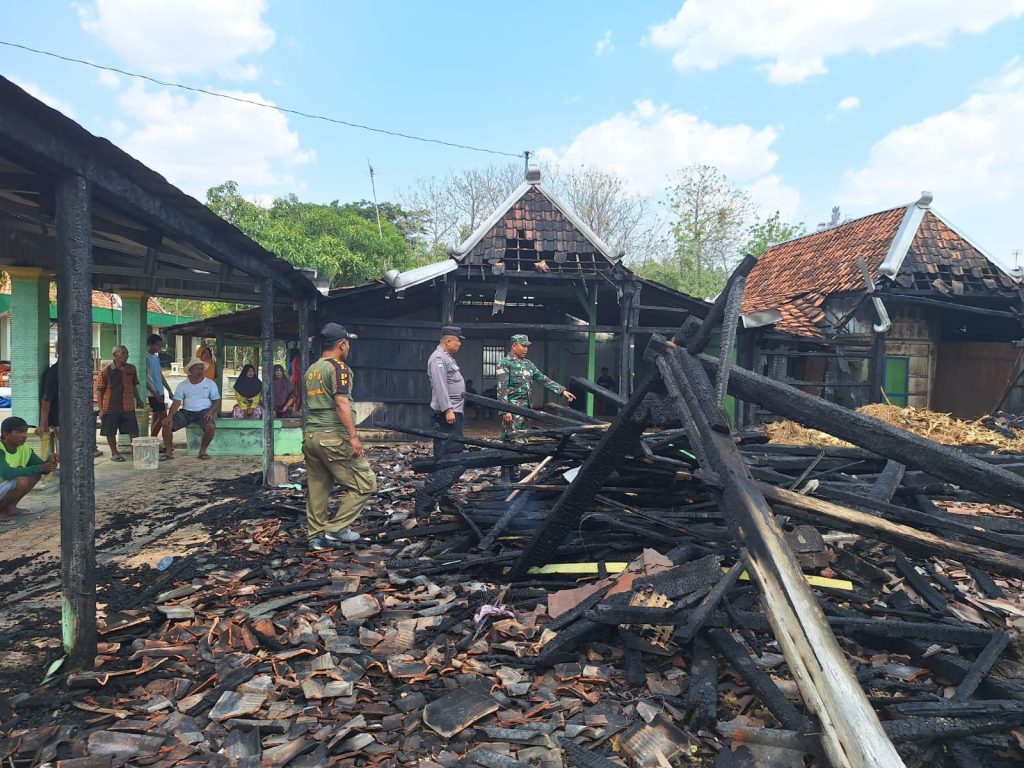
[162,357,220,460]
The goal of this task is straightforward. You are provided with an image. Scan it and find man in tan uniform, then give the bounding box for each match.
[302,323,377,550]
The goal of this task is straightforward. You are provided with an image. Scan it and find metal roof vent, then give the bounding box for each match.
[525,164,541,183]
[916,191,933,209]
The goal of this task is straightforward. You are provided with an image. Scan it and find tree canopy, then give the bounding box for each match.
[205,181,425,288]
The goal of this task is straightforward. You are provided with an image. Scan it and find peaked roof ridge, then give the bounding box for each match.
[452,174,618,263]
[762,204,909,253]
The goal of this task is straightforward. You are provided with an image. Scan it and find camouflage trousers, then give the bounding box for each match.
[500,404,527,443]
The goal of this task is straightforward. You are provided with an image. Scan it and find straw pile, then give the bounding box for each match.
[766,403,1024,452]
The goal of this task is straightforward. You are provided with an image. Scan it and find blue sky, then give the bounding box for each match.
[2,1,1024,262]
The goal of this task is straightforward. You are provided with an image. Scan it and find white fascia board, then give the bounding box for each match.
[877,202,924,280]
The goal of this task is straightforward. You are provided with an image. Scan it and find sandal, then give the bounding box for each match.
[160,454,174,461]
[111,455,127,462]
[197,453,211,460]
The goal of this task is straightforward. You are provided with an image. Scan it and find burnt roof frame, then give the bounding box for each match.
[0,76,318,304]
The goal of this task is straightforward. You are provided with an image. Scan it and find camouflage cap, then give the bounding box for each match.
[510,334,531,346]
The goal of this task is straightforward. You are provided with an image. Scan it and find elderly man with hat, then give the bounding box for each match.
[497,333,575,446]
[161,354,221,460]
[302,323,377,551]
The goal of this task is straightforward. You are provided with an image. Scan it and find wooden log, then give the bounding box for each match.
[700,354,1024,506]
[869,461,905,503]
[892,549,948,613]
[708,628,813,733]
[952,630,1010,703]
[660,348,904,768]
[759,484,1024,578]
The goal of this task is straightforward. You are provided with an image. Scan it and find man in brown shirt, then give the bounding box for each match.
[95,345,144,462]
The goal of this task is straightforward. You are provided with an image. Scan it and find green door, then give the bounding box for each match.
[883,357,909,406]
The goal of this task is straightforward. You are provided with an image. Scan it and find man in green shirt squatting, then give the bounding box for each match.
[302,323,377,551]
[0,416,57,522]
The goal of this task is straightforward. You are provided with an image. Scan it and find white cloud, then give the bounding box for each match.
[539,98,793,196]
[78,0,275,79]
[595,30,614,56]
[647,0,1024,84]
[97,70,121,89]
[836,96,860,111]
[839,62,1024,211]
[745,175,802,223]
[115,82,313,199]
[9,78,76,118]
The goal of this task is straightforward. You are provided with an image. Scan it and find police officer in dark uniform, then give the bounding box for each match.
[426,325,466,458]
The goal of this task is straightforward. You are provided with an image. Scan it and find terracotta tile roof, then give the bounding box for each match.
[741,206,1017,337]
[742,207,905,336]
[463,187,612,273]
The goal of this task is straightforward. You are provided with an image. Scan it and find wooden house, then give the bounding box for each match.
[738,193,1024,423]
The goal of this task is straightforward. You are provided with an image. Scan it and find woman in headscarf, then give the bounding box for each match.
[232,364,263,419]
[196,345,217,382]
[271,364,296,417]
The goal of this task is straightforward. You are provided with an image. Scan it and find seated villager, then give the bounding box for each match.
[272,364,297,417]
[0,416,57,521]
[232,364,263,419]
[162,356,220,460]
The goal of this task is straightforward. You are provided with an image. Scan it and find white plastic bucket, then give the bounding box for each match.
[131,437,161,470]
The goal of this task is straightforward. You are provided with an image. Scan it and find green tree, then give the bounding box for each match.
[655,164,753,298]
[743,210,805,257]
[205,182,422,287]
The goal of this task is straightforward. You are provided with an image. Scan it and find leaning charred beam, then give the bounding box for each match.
[463,392,579,426]
[508,372,654,578]
[700,354,1024,505]
[659,347,904,768]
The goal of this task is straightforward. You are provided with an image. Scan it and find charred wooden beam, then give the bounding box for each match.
[508,372,653,577]
[759,484,1024,578]
[952,630,1010,703]
[701,354,1024,505]
[708,628,813,733]
[892,549,948,614]
[463,392,579,426]
[869,461,905,503]
[685,635,718,728]
[659,348,904,768]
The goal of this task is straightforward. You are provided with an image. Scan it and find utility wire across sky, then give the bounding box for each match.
[0,39,527,159]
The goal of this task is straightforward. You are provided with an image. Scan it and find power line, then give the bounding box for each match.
[0,39,525,159]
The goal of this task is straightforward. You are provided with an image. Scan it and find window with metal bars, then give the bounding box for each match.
[482,345,504,380]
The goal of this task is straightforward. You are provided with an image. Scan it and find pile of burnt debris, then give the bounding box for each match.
[3,265,1024,767]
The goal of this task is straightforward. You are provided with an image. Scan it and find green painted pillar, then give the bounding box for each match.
[118,290,148,403]
[9,267,52,423]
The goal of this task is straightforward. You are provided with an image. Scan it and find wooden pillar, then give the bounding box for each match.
[55,175,96,670]
[869,331,887,404]
[441,276,456,325]
[586,285,597,417]
[214,331,226,412]
[261,279,275,486]
[618,280,638,397]
[298,300,311,428]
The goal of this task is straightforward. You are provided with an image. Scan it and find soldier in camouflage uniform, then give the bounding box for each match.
[496,334,576,444]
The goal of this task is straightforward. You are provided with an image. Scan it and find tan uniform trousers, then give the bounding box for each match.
[302,430,377,539]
